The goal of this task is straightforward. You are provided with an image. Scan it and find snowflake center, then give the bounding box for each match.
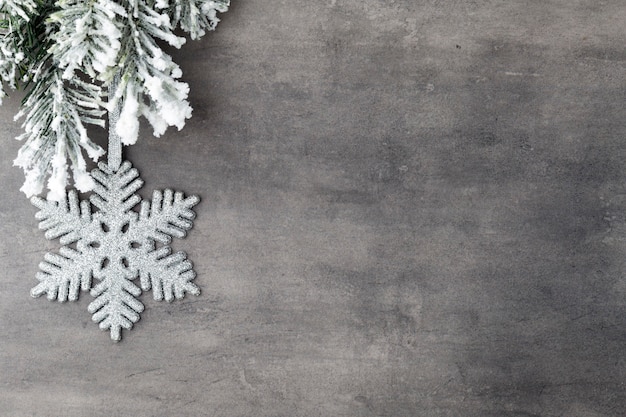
[85,216,144,273]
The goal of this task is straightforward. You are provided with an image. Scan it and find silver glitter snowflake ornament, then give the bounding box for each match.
[29,77,201,341]
[30,160,200,341]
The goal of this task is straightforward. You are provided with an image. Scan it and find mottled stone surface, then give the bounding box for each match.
[1,1,626,416]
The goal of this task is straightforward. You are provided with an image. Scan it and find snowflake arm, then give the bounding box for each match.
[30,246,95,301]
[88,262,144,342]
[133,185,201,302]
[89,161,143,215]
[29,190,100,301]
[137,243,200,302]
[30,189,93,245]
[138,188,199,243]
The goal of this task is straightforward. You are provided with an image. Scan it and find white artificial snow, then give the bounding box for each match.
[85,143,106,161]
[116,84,140,145]
[47,147,69,202]
[49,0,124,80]
[0,0,36,21]
[19,166,44,197]
[73,169,95,192]
[141,104,169,137]
[13,138,40,169]
[47,167,68,202]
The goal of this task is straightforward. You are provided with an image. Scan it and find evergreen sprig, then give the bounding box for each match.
[0,0,229,200]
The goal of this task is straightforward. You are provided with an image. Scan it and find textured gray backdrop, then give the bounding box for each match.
[1,1,626,416]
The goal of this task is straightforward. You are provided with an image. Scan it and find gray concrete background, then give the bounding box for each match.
[1,1,626,416]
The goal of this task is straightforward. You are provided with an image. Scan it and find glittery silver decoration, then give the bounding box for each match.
[107,73,122,172]
[30,160,200,341]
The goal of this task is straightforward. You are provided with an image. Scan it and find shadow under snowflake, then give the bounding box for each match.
[30,160,200,341]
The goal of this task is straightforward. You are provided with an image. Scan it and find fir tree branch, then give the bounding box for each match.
[2,0,229,200]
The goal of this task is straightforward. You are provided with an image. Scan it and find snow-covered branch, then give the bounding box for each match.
[1,0,229,200]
